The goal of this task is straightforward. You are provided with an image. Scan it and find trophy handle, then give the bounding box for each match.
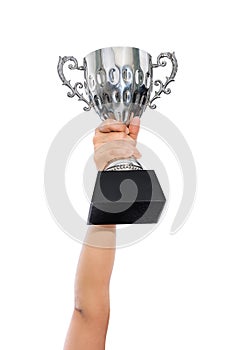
[57,56,92,111]
[149,52,178,109]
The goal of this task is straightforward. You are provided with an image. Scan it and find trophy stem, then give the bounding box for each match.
[104,156,143,171]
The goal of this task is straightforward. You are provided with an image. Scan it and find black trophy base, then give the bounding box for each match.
[87,170,166,225]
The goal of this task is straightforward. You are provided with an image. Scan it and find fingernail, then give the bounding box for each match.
[131,116,140,126]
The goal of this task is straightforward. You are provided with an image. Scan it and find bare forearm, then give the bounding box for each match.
[74,225,116,316]
[64,225,116,350]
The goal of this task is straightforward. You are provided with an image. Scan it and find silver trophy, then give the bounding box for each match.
[57,47,178,224]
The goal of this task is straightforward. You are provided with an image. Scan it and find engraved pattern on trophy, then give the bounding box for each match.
[57,56,92,111]
[84,47,153,124]
[149,52,178,109]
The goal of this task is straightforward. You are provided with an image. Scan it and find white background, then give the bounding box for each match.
[1,0,241,349]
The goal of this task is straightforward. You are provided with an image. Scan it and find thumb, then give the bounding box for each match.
[128,116,140,140]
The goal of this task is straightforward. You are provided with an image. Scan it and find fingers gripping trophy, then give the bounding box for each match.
[57,47,178,225]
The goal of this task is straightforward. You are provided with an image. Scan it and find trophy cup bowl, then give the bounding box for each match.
[57,47,178,224]
[84,47,153,123]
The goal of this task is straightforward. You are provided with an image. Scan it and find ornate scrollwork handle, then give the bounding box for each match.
[57,56,92,111]
[149,52,178,109]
